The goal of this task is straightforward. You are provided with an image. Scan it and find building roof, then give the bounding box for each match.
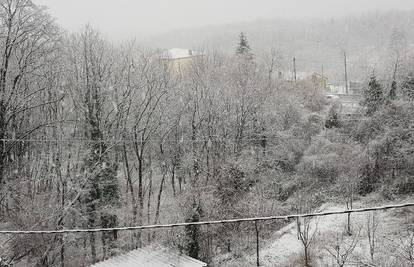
[163,48,201,60]
[90,246,207,267]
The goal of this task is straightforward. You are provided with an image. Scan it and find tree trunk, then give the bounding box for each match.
[89,231,97,264]
[147,167,153,243]
[154,171,166,225]
[347,197,353,236]
[304,245,309,267]
[138,154,143,247]
[123,143,138,247]
[171,165,176,196]
[134,137,144,248]
[0,102,5,187]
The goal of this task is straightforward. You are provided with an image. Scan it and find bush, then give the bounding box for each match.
[215,165,255,203]
[282,103,301,130]
[358,166,378,195]
[304,90,326,112]
[277,180,298,202]
[395,177,414,194]
[325,107,341,129]
[298,153,340,182]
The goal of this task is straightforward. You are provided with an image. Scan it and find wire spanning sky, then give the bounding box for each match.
[34,0,414,39]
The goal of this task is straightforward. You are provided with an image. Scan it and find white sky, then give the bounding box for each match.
[34,0,414,38]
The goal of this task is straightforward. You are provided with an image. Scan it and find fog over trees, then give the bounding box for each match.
[0,1,413,266]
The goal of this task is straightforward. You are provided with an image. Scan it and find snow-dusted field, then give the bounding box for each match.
[216,199,414,267]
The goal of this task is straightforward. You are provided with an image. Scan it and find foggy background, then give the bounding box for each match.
[34,0,414,38]
[32,0,414,82]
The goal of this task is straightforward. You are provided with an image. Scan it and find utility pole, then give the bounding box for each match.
[321,64,325,89]
[344,52,349,94]
[293,57,297,82]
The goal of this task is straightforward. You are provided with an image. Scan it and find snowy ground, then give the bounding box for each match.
[215,198,414,267]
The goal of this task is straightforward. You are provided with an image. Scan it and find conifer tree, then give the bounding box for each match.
[361,75,384,116]
[236,32,253,60]
[388,80,397,101]
[388,59,399,103]
[185,201,203,259]
[325,106,341,128]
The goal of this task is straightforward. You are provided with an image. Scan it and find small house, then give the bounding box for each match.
[162,48,202,75]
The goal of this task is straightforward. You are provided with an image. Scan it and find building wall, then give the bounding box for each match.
[167,56,199,76]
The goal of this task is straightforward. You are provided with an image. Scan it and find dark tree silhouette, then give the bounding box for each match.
[185,201,203,259]
[236,32,253,60]
[361,75,384,116]
[325,107,341,129]
[388,80,397,101]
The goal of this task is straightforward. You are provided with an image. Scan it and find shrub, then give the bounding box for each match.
[298,153,340,182]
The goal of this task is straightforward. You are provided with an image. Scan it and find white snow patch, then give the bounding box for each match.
[219,200,414,266]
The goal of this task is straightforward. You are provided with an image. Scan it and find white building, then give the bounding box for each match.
[328,82,363,95]
[162,48,202,60]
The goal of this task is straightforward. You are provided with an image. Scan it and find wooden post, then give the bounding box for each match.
[344,52,349,94]
[255,220,260,266]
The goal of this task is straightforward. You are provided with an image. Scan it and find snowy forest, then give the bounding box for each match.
[0,0,414,266]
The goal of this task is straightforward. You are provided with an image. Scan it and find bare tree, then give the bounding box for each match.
[338,173,359,236]
[324,226,361,267]
[119,47,170,247]
[0,0,60,186]
[0,0,66,265]
[385,230,414,267]
[65,26,121,262]
[296,217,319,267]
[294,194,321,267]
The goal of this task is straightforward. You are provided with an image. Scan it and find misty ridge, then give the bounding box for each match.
[146,9,414,80]
[0,1,414,267]
[149,9,414,51]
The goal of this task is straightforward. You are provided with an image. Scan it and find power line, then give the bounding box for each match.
[0,136,332,144]
[0,202,412,235]
[0,130,411,144]
[2,128,413,144]
[0,129,395,144]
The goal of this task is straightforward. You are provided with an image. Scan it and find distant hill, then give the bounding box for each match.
[145,10,414,81]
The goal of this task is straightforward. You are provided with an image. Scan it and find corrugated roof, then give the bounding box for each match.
[90,246,207,267]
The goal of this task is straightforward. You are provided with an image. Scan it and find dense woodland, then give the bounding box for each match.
[0,1,413,266]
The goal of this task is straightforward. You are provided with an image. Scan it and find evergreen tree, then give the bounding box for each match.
[401,72,414,100]
[361,75,384,116]
[85,141,120,260]
[236,32,253,60]
[388,80,397,102]
[185,201,203,259]
[325,107,341,129]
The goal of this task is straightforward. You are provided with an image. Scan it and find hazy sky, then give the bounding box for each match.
[34,0,414,38]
